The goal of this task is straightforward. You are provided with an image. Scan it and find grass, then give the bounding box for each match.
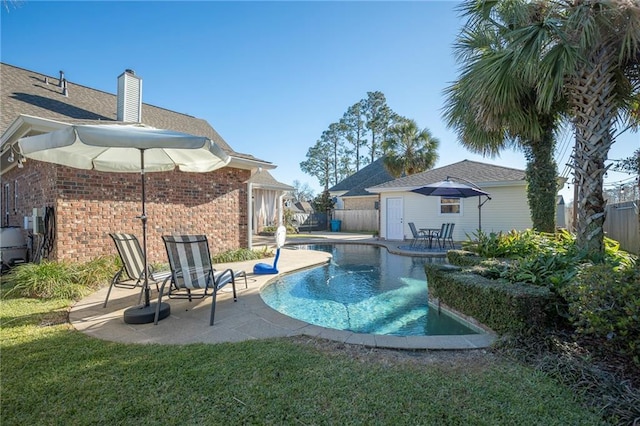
[0,294,605,425]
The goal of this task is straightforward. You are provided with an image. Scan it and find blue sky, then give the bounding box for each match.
[2,1,637,201]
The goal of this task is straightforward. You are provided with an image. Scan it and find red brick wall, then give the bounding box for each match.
[2,162,58,259]
[2,161,250,263]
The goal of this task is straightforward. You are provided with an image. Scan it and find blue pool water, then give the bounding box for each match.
[260,244,479,336]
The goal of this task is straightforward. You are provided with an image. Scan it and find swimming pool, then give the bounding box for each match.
[260,244,480,337]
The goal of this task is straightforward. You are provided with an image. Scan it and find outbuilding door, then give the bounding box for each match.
[386,197,403,240]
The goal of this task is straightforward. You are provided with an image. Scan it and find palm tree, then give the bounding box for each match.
[382,119,440,178]
[443,1,566,233]
[451,0,640,258]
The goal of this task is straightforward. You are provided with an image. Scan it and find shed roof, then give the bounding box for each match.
[367,159,526,191]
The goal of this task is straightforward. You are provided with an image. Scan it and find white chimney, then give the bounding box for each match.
[117,69,142,122]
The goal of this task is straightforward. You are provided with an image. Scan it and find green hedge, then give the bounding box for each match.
[446,250,484,267]
[425,263,554,335]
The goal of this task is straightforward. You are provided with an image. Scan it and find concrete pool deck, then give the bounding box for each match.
[69,232,496,350]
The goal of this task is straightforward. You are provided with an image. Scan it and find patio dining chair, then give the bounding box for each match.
[408,222,430,248]
[433,223,449,250]
[104,233,171,308]
[444,223,455,249]
[156,235,239,326]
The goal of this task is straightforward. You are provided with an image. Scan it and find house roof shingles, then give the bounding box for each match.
[368,159,526,190]
[0,63,264,163]
[329,157,395,197]
[250,170,294,191]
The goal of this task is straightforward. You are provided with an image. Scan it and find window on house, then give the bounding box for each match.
[440,197,461,214]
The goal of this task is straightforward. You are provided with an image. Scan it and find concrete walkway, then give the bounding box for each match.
[69,232,495,350]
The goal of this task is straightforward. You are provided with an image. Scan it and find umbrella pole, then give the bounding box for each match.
[478,195,482,232]
[123,149,171,324]
[478,195,492,232]
[140,150,150,307]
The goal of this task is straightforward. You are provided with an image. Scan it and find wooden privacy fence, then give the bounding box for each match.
[332,210,379,232]
[604,200,639,254]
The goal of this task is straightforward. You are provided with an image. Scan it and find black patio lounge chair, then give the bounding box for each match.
[104,233,171,308]
[156,235,240,326]
[408,222,430,248]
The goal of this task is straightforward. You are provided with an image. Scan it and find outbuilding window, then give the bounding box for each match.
[440,197,461,214]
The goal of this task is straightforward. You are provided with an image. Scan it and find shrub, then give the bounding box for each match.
[261,225,298,235]
[75,256,120,289]
[446,250,483,267]
[470,259,509,280]
[447,250,506,279]
[500,250,580,291]
[3,261,87,300]
[463,229,544,259]
[602,237,637,268]
[464,229,636,292]
[212,247,273,263]
[562,263,640,366]
[2,248,272,301]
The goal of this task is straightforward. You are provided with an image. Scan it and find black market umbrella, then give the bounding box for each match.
[17,124,230,324]
[411,178,491,230]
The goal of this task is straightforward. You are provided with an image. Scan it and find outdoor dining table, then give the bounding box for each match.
[420,228,441,249]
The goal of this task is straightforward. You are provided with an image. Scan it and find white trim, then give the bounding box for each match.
[340,194,377,200]
[366,186,418,194]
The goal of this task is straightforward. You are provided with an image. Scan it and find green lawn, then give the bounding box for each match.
[1,297,604,425]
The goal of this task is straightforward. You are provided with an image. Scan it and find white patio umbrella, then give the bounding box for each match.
[18,124,230,324]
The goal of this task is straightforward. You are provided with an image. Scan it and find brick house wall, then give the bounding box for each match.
[2,161,249,263]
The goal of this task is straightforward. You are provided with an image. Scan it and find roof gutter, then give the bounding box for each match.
[1,115,71,146]
[227,156,275,171]
[1,115,73,175]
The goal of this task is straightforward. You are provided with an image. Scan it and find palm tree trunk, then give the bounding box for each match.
[570,49,617,259]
